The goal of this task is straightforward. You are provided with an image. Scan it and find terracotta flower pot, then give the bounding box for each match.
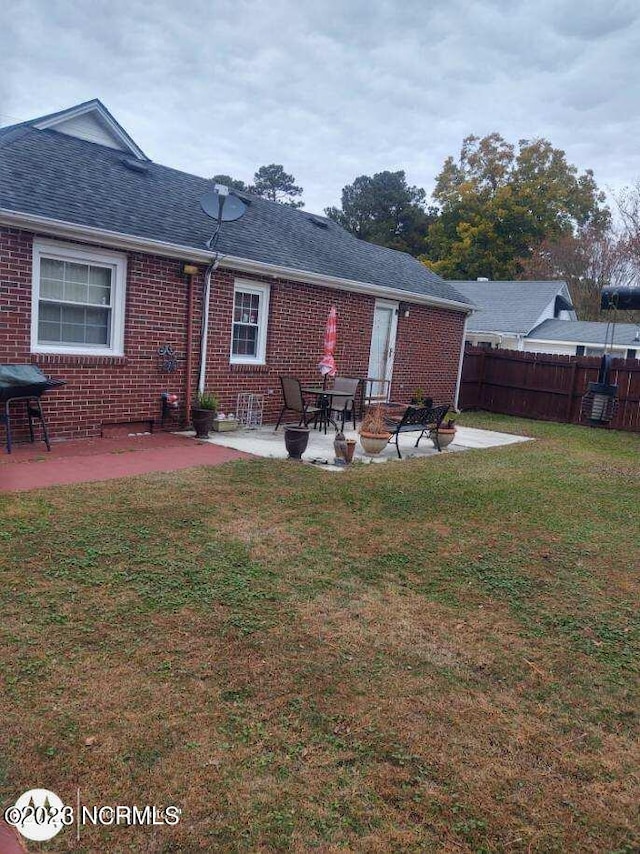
[345,438,357,464]
[359,430,391,456]
[431,427,456,450]
[191,407,216,438]
[284,424,310,459]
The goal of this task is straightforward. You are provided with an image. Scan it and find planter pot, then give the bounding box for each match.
[431,427,456,450]
[212,418,238,432]
[284,424,310,459]
[191,407,216,438]
[345,439,357,464]
[359,431,391,456]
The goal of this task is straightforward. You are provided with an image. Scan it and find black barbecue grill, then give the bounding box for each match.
[0,365,66,454]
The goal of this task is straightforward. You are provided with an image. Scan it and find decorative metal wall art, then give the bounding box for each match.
[158,344,179,373]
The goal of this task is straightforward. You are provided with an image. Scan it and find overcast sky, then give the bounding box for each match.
[2,0,640,215]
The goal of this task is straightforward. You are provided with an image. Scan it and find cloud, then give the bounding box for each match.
[2,0,640,213]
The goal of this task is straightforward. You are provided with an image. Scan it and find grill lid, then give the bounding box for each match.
[0,364,50,389]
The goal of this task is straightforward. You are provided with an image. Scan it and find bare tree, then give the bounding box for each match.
[520,225,638,321]
[617,181,640,263]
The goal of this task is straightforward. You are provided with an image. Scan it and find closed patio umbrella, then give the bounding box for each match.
[318,305,337,388]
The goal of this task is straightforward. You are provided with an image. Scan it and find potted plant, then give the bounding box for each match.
[191,391,218,438]
[409,387,433,408]
[358,404,391,455]
[430,408,458,449]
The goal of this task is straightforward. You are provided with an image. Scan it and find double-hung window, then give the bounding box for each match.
[230,280,270,364]
[31,240,126,356]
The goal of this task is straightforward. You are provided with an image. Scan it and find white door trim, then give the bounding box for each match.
[368,299,399,400]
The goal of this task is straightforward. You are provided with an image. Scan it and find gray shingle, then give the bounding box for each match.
[0,126,472,307]
[529,319,640,347]
[448,280,570,334]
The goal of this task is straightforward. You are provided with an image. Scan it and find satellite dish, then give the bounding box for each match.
[200,189,247,223]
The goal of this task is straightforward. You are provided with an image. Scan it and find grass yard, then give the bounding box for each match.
[1,414,638,853]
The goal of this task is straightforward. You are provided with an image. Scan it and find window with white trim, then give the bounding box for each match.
[31,241,126,355]
[230,280,270,364]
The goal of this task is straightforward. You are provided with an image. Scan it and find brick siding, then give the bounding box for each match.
[0,226,466,441]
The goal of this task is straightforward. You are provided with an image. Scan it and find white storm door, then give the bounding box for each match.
[367,300,398,400]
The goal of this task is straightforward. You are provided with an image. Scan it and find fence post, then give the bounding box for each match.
[477,349,487,409]
[566,360,578,423]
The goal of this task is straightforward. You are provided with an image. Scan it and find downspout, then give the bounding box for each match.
[197,184,229,395]
[198,261,216,395]
[454,315,468,410]
[183,266,197,424]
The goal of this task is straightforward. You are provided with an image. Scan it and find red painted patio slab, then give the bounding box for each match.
[0,433,249,492]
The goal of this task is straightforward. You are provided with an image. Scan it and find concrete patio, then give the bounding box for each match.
[202,422,530,470]
[0,422,531,492]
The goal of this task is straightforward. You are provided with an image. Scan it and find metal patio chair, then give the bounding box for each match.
[330,377,361,430]
[274,377,321,430]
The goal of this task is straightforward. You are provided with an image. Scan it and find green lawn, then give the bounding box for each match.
[1,414,638,853]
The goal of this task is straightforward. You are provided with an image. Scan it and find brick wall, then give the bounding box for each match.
[206,268,374,422]
[392,303,465,405]
[0,226,466,441]
[1,227,194,440]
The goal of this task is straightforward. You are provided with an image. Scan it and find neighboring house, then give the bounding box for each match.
[450,279,576,350]
[0,100,473,440]
[524,319,640,359]
[450,279,640,360]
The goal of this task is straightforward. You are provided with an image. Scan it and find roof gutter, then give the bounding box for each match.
[0,208,474,314]
[221,254,473,313]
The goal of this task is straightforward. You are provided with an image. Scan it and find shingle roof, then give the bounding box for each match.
[0,119,472,308]
[448,280,570,334]
[529,319,640,348]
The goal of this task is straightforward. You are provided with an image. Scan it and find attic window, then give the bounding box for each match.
[307,216,328,229]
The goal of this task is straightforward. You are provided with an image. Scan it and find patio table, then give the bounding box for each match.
[301,387,355,433]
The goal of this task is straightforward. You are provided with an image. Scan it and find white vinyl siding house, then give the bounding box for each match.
[523,319,640,360]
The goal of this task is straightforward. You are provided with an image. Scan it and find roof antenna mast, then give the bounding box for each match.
[196,184,248,394]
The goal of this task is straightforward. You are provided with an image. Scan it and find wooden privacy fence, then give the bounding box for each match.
[460,347,640,432]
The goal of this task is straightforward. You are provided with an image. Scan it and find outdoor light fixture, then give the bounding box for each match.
[580,285,631,426]
[399,302,411,318]
[581,354,618,425]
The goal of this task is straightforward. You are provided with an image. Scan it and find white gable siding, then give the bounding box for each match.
[48,114,127,151]
[535,298,557,325]
[522,339,575,356]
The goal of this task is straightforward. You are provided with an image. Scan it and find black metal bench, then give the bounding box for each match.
[384,403,450,458]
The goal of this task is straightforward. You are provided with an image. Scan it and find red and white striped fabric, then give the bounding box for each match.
[318,305,337,378]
